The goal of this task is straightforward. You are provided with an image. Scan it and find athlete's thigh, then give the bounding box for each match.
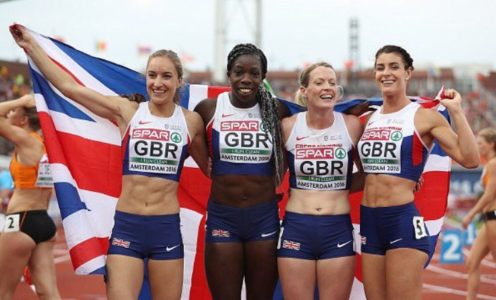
[278,257,315,300]
[205,242,244,300]
[317,256,355,300]
[148,258,183,300]
[0,233,35,289]
[466,224,489,270]
[484,221,496,260]
[385,248,427,300]
[106,254,144,300]
[28,239,60,298]
[244,239,278,300]
[361,253,386,300]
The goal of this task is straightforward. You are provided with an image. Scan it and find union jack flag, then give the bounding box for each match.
[211,229,230,238]
[111,238,130,249]
[282,240,301,251]
[23,26,451,300]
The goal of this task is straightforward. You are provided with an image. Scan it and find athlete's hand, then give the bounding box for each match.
[439,88,463,113]
[413,176,424,193]
[9,24,34,52]
[21,94,36,108]
[345,101,370,117]
[461,214,472,229]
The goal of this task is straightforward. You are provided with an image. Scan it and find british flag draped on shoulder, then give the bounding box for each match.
[24,27,450,300]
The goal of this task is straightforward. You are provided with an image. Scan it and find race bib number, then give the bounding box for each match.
[36,154,54,188]
[219,120,273,164]
[4,214,20,232]
[129,129,184,174]
[359,127,402,174]
[295,145,348,190]
[413,216,428,239]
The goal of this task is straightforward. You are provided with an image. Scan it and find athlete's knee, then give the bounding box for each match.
[34,284,60,300]
[465,255,480,273]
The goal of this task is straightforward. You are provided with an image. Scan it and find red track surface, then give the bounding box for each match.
[11,227,496,300]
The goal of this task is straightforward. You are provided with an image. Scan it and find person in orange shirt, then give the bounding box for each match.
[0,94,61,300]
[462,128,496,300]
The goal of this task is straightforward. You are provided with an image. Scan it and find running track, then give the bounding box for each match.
[12,228,496,300]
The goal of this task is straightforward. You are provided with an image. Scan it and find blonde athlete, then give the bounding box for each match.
[278,62,363,300]
[11,24,208,300]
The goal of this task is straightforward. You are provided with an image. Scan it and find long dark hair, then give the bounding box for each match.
[227,43,285,184]
[375,45,414,70]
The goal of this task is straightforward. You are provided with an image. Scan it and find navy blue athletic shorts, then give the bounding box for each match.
[107,210,183,260]
[360,202,430,256]
[277,212,355,260]
[205,200,280,243]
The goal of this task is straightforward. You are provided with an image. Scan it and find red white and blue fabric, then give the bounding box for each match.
[26,28,450,300]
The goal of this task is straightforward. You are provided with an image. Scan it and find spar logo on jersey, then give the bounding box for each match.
[129,127,184,174]
[359,126,402,173]
[219,120,272,164]
[295,144,346,160]
[294,143,348,190]
[361,127,402,141]
[221,120,259,132]
[132,128,170,141]
[390,131,402,141]
[170,132,182,143]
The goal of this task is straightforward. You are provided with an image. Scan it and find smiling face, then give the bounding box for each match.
[301,65,338,111]
[374,52,412,97]
[227,54,263,107]
[146,56,181,105]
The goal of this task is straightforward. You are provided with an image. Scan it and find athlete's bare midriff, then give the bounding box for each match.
[118,175,180,215]
[210,174,276,207]
[7,188,52,213]
[285,188,350,215]
[361,173,417,207]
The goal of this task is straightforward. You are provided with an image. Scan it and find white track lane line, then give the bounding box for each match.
[463,248,496,268]
[423,283,496,300]
[426,264,496,285]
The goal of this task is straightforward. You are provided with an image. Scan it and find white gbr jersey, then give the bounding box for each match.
[208,92,273,176]
[358,102,430,182]
[286,112,354,191]
[122,102,190,181]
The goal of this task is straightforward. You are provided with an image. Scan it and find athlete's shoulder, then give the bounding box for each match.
[194,97,218,125]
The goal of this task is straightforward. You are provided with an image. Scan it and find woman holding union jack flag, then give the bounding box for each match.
[10,24,209,300]
[359,45,479,300]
